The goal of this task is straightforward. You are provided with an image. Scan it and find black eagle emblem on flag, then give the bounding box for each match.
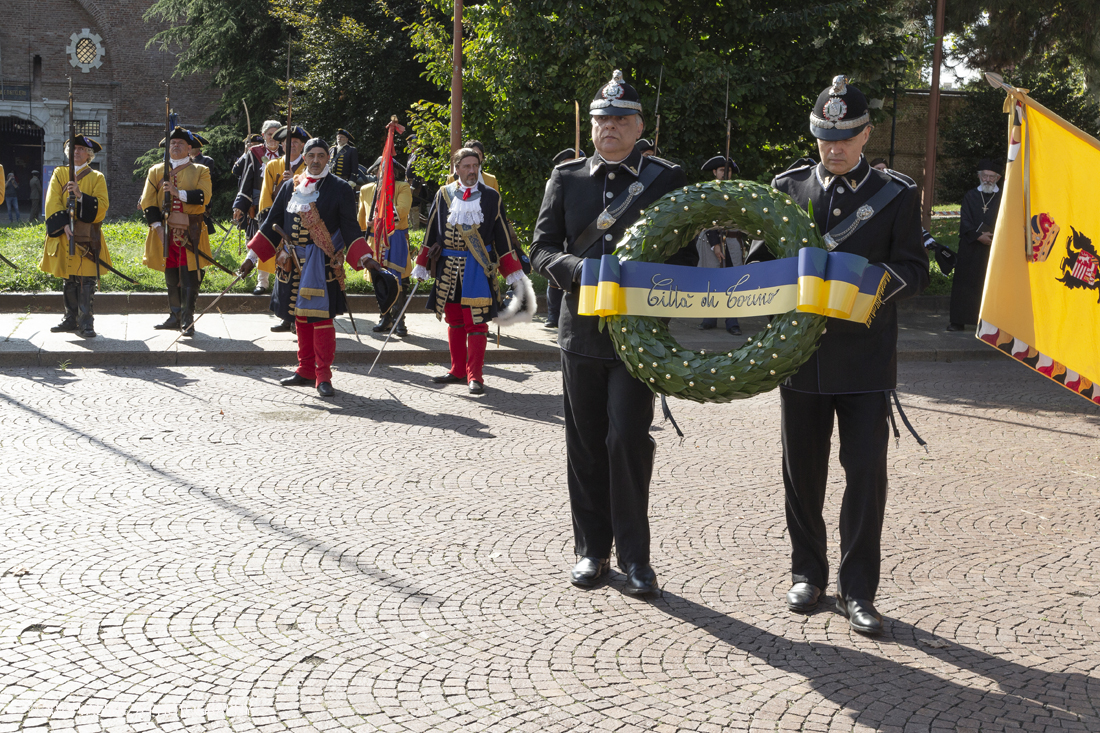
[1056,227,1100,301]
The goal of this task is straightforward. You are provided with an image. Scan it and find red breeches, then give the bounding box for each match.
[294,317,336,384]
[443,303,488,383]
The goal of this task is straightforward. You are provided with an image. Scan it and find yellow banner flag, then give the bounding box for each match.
[978,85,1100,405]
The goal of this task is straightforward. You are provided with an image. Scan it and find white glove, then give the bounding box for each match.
[412,264,430,280]
[505,270,526,287]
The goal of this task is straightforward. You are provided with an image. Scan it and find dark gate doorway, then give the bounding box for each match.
[0,116,45,221]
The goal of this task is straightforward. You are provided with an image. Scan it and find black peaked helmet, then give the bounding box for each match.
[590,69,643,117]
[70,135,103,153]
[335,128,356,143]
[701,155,737,174]
[274,125,311,143]
[810,75,870,141]
[552,148,582,165]
[159,126,198,148]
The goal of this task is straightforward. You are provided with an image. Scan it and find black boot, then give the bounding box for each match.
[76,276,97,338]
[155,268,183,330]
[180,268,200,337]
[372,313,395,333]
[51,278,80,332]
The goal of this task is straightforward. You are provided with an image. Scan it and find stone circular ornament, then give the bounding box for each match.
[605,179,827,403]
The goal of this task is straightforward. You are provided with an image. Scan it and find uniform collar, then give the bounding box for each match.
[815,155,871,192]
[589,147,643,178]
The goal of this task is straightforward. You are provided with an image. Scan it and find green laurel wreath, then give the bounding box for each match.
[605,179,828,403]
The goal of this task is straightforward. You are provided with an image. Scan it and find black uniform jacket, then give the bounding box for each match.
[233,145,281,215]
[751,156,929,393]
[531,148,692,360]
[257,174,362,257]
[329,145,359,184]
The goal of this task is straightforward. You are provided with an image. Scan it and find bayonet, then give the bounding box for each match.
[653,65,664,152]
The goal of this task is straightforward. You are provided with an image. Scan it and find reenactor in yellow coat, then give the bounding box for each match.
[257,125,309,332]
[39,135,110,338]
[139,127,213,337]
[358,157,413,335]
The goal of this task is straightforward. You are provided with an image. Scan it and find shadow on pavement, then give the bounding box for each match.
[651,590,1100,730]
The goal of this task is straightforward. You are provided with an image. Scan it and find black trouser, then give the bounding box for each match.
[546,284,563,324]
[62,276,96,330]
[561,351,656,566]
[780,387,889,602]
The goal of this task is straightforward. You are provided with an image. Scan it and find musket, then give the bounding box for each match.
[574,101,581,159]
[241,98,252,153]
[165,272,244,349]
[67,77,77,258]
[723,71,732,176]
[368,278,417,374]
[162,82,172,259]
[194,242,236,276]
[653,65,664,152]
[75,244,139,285]
[283,43,293,174]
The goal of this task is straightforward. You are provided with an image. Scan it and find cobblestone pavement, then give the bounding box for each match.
[0,360,1098,733]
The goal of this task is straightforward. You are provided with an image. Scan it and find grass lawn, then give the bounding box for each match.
[1,214,959,297]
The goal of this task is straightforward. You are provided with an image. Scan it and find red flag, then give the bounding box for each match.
[372,117,406,260]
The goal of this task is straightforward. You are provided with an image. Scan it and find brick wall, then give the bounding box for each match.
[0,0,219,215]
[865,90,970,206]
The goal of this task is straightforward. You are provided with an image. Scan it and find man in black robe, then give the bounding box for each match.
[947,159,1003,330]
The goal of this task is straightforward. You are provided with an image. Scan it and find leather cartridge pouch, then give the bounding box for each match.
[72,220,95,245]
[167,211,190,229]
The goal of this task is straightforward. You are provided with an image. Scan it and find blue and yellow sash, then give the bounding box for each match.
[578,249,889,325]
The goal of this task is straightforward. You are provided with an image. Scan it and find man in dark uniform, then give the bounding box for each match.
[238,138,369,398]
[329,129,359,186]
[233,121,283,295]
[531,69,694,596]
[753,75,929,634]
[544,148,586,329]
[947,158,1002,330]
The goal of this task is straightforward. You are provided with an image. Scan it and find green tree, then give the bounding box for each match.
[272,0,443,157]
[938,60,1100,204]
[408,0,912,232]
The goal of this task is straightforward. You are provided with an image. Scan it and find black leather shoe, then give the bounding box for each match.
[836,597,884,635]
[394,321,408,337]
[726,326,742,336]
[620,563,659,596]
[468,380,484,395]
[372,318,394,333]
[181,323,195,337]
[431,372,463,384]
[569,557,610,588]
[697,322,716,330]
[945,322,966,332]
[271,320,294,333]
[78,327,97,338]
[786,583,822,612]
[316,381,335,398]
[544,320,558,329]
[153,316,180,330]
[50,318,78,333]
[252,285,268,296]
[280,374,313,387]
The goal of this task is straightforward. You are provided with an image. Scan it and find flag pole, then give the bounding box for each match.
[449,0,463,158]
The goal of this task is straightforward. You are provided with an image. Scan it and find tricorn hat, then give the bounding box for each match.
[69,135,103,153]
[274,125,310,143]
[369,267,401,315]
[188,131,209,148]
[335,128,356,143]
[159,126,198,148]
[246,133,264,144]
[810,75,870,141]
[701,155,737,174]
[552,148,582,165]
[369,156,406,175]
[590,69,643,117]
